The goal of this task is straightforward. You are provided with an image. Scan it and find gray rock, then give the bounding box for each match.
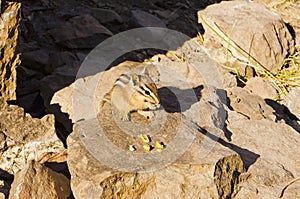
[40,51,83,108]
[153,10,180,22]
[283,88,300,119]
[198,1,295,74]
[17,41,40,53]
[252,0,300,47]
[50,34,300,198]
[17,92,41,115]
[22,49,50,71]
[227,111,300,198]
[53,40,249,198]
[91,8,123,23]
[0,1,21,101]
[16,77,41,96]
[227,87,275,120]
[17,65,43,80]
[40,72,75,106]
[9,160,71,199]
[47,51,78,74]
[244,77,278,99]
[130,10,166,28]
[40,71,76,133]
[48,14,113,49]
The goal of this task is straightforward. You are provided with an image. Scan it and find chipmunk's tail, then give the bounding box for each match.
[100,93,111,107]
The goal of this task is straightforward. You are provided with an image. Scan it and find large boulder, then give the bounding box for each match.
[227,111,300,198]
[198,1,295,74]
[51,37,300,198]
[52,39,238,197]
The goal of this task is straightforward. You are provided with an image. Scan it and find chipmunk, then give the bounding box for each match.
[101,70,160,121]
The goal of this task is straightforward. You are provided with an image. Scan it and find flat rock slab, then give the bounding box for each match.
[50,36,300,198]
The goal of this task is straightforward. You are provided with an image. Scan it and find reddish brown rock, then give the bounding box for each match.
[9,160,71,199]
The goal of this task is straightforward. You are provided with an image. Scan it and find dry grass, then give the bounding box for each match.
[275,47,300,90]
[198,5,300,99]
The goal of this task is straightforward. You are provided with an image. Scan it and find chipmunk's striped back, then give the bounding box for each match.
[114,74,131,87]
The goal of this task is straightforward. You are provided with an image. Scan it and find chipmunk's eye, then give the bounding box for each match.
[145,90,150,95]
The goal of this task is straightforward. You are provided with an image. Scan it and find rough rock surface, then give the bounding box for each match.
[0,97,65,174]
[90,8,123,24]
[68,131,246,198]
[48,14,113,49]
[227,87,275,120]
[253,0,300,47]
[1,0,299,198]
[53,39,239,197]
[244,76,278,99]
[9,160,71,199]
[17,0,202,118]
[52,38,300,198]
[130,10,167,28]
[227,111,300,198]
[198,1,295,74]
[0,1,21,100]
[283,88,300,120]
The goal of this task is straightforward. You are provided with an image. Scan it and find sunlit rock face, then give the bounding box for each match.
[0,0,21,101]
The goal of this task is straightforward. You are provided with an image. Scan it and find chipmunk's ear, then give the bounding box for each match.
[132,74,140,86]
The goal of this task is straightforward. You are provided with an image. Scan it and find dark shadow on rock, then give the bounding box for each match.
[0,169,14,198]
[44,162,71,179]
[159,86,233,141]
[265,99,300,133]
[216,89,229,106]
[158,85,203,113]
[222,127,232,142]
[196,126,260,170]
[43,161,75,199]
[216,88,232,141]
[285,23,296,45]
[49,104,73,147]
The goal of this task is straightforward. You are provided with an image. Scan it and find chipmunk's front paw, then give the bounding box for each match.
[121,112,130,121]
[137,110,155,120]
